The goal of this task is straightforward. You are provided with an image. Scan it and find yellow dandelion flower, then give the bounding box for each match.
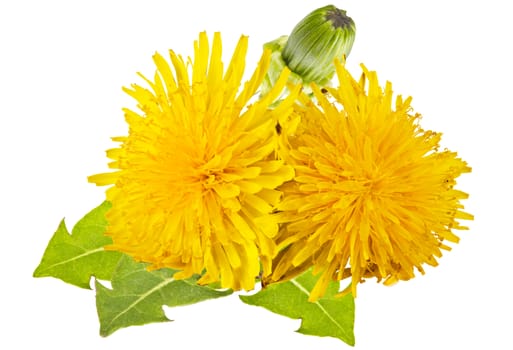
[268,61,473,301]
[88,32,299,291]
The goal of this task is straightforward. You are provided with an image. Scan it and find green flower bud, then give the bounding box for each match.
[261,5,356,96]
[283,5,355,85]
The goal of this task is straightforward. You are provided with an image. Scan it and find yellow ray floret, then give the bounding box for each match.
[89,32,298,291]
[268,61,473,301]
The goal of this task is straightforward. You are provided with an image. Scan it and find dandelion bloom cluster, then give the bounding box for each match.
[89,31,472,298]
[268,62,473,301]
[89,32,299,291]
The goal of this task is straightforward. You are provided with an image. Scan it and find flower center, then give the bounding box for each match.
[200,170,223,188]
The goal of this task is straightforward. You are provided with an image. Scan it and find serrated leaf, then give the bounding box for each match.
[96,255,233,337]
[33,201,122,289]
[240,270,355,346]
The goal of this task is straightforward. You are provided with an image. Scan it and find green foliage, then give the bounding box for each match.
[33,202,121,289]
[33,202,355,343]
[96,255,233,337]
[240,271,355,346]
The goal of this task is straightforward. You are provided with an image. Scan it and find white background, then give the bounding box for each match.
[1,0,512,349]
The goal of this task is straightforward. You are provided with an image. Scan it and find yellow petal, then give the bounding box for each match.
[213,183,240,198]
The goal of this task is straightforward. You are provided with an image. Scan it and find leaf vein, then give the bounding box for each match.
[290,278,346,335]
[40,247,105,272]
[107,277,175,327]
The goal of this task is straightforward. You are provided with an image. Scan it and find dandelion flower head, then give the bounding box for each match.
[269,62,473,301]
[89,32,298,291]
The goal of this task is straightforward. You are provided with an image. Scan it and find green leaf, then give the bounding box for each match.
[240,270,355,346]
[96,255,233,337]
[33,201,122,289]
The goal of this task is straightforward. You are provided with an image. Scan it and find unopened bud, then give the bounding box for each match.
[261,5,356,95]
